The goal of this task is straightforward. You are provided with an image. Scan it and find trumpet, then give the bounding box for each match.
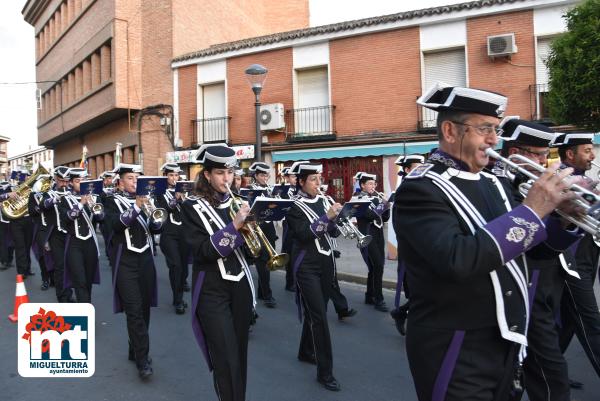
[85,194,104,216]
[319,190,372,248]
[486,148,600,240]
[140,196,168,225]
[225,183,289,270]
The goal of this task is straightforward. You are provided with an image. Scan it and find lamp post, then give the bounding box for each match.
[245,64,268,162]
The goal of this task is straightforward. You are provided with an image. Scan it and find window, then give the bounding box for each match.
[198,82,227,143]
[422,48,466,128]
[294,67,331,136]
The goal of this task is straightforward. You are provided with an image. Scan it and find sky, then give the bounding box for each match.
[0,0,464,158]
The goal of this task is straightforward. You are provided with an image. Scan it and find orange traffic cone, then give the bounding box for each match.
[8,274,29,323]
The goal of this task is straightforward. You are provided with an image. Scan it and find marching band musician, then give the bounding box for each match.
[104,163,164,380]
[232,166,244,192]
[281,166,297,291]
[58,168,103,303]
[0,181,15,270]
[248,161,277,308]
[2,170,34,279]
[181,145,256,401]
[98,171,116,259]
[394,83,582,401]
[390,154,424,335]
[28,175,53,290]
[156,162,190,315]
[555,133,600,380]
[40,166,72,302]
[286,161,343,392]
[491,118,575,401]
[354,172,390,312]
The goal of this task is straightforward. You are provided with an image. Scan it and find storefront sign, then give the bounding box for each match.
[166,145,255,164]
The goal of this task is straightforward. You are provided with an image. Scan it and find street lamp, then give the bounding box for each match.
[245,64,268,162]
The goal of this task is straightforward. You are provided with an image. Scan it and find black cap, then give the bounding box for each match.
[112,163,143,175]
[53,166,70,179]
[196,145,237,169]
[552,133,594,147]
[249,162,271,175]
[99,171,116,179]
[395,154,425,167]
[160,162,183,174]
[68,168,89,180]
[359,173,377,183]
[417,82,507,118]
[290,162,322,176]
[498,116,557,147]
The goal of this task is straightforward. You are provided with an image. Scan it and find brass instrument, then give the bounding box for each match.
[486,148,600,240]
[141,196,168,225]
[226,183,289,270]
[2,166,51,219]
[319,190,372,248]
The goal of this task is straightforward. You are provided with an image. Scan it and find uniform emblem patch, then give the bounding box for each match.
[506,226,526,243]
[405,163,434,179]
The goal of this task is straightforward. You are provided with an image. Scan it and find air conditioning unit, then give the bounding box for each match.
[259,103,285,131]
[487,33,518,58]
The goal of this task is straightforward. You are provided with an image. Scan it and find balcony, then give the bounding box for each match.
[417,103,437,132]
[192,116,230,144]
[529,83,551,122]
[285,105,336,143]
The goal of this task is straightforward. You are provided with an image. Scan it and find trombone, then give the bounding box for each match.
[486,148,600,240]
[319,190,372,248]
[225,183,289,270]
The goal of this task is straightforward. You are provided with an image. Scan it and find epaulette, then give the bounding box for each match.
[405,163,434,179]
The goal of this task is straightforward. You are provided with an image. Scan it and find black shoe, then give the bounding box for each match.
[250,309,259,326]
[26,270,35,276]
[390,308,408,336]
[364,295,374,305]
[298,353,316,365]
[0,263,8,271]
[41,281,49,291]
[263,297,277,308]
[183,282,191,292]
[374,301,389,312]
[317,375,341,391]
[285,285,296,292]
[569,379,584,389]
[175,304,185,315]
[129,350,152,365]
[338,308,357,321]
[138,362,153,380]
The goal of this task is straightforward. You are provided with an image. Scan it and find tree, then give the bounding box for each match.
[546,0,600,131]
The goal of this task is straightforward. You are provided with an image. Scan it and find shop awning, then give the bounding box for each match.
[271,141,439,162]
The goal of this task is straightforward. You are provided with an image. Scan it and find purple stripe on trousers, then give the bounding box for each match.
[431,330,465,401]
[191,271,213,370]
[528,269,540,310]
[394,260,406,309]
[293,250,307,322]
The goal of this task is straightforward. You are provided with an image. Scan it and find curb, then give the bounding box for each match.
[336,272,397,290]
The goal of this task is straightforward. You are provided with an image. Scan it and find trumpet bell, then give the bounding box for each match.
[267,253,289,271]
[91,203,104,215]
[151,208,168,225]
[357,234,372,248]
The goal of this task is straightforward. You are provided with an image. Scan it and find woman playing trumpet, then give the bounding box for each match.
[58,168,103,303]
[286,161,343,392]
[181,145,255,401]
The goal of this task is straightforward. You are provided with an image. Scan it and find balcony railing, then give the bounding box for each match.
[417,103,438,131]
[285,105,336,142]
[529,83,551,122]
[192,116,230,144]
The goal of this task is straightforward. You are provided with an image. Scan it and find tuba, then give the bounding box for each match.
[2,166,51,219]
[226,184,289,270]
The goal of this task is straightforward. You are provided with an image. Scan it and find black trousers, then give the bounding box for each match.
[115,249,155,367]
[196,271,252,401]
[515,267,569,401]
[0,222,14,265]
[281,220,294,288]
[255,247,273,300]
[33,227,51,282]
[67,237,98,303]
[297,261,334,379]
[559,265,600,377]
[10,216,32,275]
[160,231,188,305]
[49,232,70,302]
[329,277,349,314]
[407,324,518,401]
[362,238,385,303]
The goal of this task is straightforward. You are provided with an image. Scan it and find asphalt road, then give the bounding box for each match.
[1,241,599,401]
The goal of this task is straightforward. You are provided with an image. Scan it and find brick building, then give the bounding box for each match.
[0,136,10,180]
[8,146,54,174]
[22,0,309,176]
[171,0,580,201]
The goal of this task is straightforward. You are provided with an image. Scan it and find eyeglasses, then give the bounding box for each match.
[450,121,500,136]
[515,146,550,158]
